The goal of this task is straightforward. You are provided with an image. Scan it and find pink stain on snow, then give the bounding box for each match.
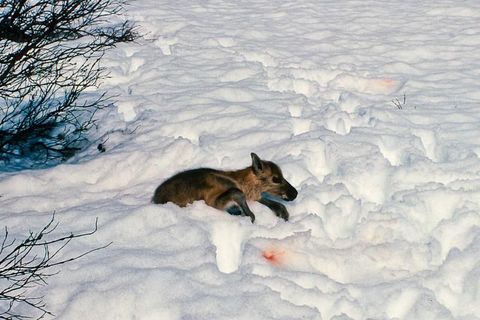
[262,248,286,266]
[375,78,397,88]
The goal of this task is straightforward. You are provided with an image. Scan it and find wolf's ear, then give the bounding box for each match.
[251,153,263,174]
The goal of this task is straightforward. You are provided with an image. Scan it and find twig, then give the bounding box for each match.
[0,213,108,319]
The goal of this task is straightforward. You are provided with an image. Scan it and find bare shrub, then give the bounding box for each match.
[0,0,137,165]
[0,214,109,319]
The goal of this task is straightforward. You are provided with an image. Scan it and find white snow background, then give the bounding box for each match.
[1,0,480,319]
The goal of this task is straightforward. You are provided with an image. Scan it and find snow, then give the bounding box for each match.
[2,0,480,319]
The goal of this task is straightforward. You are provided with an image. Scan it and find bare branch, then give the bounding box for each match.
[0,0,138,166]
[0,213,108,319]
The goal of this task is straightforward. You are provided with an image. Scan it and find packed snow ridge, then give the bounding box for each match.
[2,0,480,319]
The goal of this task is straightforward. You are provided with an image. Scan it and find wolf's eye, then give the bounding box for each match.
[272,176,282,184]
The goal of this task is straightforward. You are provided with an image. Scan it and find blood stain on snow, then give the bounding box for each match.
[373,78,396,88]
[262,248,286,266]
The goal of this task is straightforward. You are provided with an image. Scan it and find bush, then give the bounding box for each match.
[0,214,108,319]
[0,0,137,166]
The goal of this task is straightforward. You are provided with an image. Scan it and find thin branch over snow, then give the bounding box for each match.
[0,0,138,166]
[0,213,110,319]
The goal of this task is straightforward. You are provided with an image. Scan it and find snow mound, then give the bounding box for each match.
[2,0,480,319]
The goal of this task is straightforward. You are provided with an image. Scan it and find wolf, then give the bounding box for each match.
[152,153,297,223]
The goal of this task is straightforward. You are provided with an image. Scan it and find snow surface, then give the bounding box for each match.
[2,0,480,319]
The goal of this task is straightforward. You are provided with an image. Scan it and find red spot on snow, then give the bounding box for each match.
[377,78,396,88]
[262,249,285,266]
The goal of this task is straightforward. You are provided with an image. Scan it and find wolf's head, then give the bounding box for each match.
[250,153,298,201]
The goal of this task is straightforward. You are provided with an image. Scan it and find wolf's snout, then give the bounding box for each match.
[284,186,298,201]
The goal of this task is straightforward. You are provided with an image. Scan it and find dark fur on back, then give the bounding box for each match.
[152,168,235,206]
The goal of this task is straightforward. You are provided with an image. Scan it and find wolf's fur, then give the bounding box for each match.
[152,153,298,223]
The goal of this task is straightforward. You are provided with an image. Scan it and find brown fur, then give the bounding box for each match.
[152,153,298,223]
